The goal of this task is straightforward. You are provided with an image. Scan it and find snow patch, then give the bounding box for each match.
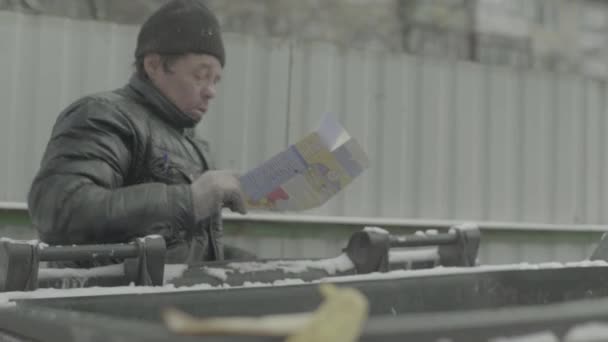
[363,226,389,235]
[163,264,188,283]
[4,256,606,310]
[565,322,608,341]
[227,254,354,275]
[137,235,164,243]
[321,260,608,284]
[0,283,216,308]
[0,274,323,308]
[271,278,308,286]
[565,260,608,268]
[38,264,124,279]
[0,237,40,246]
[204,267,233,281]
[239,279,308,288]
[240,281,267,288]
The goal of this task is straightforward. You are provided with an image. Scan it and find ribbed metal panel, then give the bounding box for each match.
[0,12,134,202]
[286,40,608,227]
[1,11,608,229]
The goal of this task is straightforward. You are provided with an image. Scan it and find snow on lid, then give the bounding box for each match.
[0,257,357,307]
[489,331,558,342]
[38,264,125,279]
[0,237,39,246]
[363,226,389,235]
[532,262,564,269]
[227,253,354,275]
[272,278,307,286]
[203,267,233,281]
[163,264,188,283]
[242,278,308,288]
[321,260,608,284]
[33,263,187,285]
[240,281,269,288]
[0,258,352,307]
[405,229,441,238]
[565,322,608,341]
[137,235,164,242]
[5,258,607,309]
[565,260,608,268]
[0,282,218,308]
[0,274,322,308]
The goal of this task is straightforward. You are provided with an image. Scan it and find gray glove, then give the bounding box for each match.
[190,170,247,222]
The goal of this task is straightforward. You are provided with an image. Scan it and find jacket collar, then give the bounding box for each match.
[125,74,197,129]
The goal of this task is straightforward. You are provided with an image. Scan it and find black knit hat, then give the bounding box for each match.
[135,0,225,67]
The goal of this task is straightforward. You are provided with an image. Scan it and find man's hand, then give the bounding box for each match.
[190,170,247,222]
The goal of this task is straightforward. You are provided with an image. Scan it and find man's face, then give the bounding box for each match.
[145,53,222,122]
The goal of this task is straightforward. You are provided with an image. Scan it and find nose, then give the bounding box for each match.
[202,82,216,99]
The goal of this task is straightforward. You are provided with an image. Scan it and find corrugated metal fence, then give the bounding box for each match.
[2,10,607,225]
[0,11,607,263]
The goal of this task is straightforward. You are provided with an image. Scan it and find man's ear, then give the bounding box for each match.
[143,54,162,78]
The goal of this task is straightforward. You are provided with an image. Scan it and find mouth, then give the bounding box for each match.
[188,107,207,120]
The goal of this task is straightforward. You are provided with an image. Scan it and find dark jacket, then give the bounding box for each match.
[28,75,224,265]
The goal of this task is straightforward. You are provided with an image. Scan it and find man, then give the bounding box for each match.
[27,0,250,266]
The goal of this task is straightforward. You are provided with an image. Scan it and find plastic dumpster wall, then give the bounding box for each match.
[17,265,608,321]
[5,276,608,342]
